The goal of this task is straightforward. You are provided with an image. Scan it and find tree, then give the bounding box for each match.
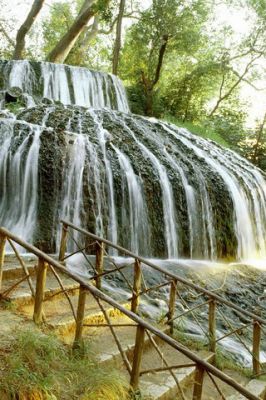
[252,112,266,164]
[161,56,222,122]
[120,0,209,116]
[112,0,125,75]
[42,2,75,58]
[47,0,110,64]
[208,32,266,116]
[13,0,45,60]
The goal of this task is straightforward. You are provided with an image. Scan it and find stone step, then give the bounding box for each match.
[226,379,266,399]
[75,314,214,399]
[140,352,214,400]
[181,366,253,400]
[2,272,80,307]
[76,316,215,400]
[51,301,131,338]
[81,317,170,365]
[2,256,37,280]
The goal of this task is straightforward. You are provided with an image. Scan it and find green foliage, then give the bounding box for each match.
[121,0,209,80]
[161,60,222,121]
[208,105,248,150]
[164,115,232,148]
[5,99,25,115]
[0,328,129,400]
[241,114,266,170]
[95,0,116,22]
[41,0,115,69]
[126,84,164,116]
[42,2,75,57]
[120,0,210,115]
[174,331,207,351]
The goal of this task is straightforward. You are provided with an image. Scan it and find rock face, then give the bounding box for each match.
[1,60,266,260]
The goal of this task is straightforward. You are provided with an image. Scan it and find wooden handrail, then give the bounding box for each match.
[0,226,261,399]
[60,220,266,326]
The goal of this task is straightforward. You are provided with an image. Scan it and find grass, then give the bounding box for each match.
[0,298,17,311]
[0,328,129,400]
[215,348,253,378]
[163,115,231,149]
[173,328,208,352]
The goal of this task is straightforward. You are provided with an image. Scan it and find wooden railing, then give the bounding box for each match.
[0,225,263,400]
[59,220,266,378]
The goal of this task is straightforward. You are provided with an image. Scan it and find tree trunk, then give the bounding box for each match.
[47,0,109,64]
[145,87,154,116]
[112,0,126,75]
[13,0,45,60]
[252,111,266,164]
[153,34,168,86]
[141,34,169,116]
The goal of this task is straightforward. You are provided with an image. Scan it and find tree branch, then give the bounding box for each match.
[13,0,45,60]
[0,22,15,47]
[153,34,169,86]
[209,53,263,116]
[47,0,110,63]
[230,67,266,91]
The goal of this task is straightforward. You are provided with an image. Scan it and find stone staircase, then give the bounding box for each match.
[1,253,266,400]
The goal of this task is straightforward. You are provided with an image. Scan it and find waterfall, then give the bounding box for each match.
[0,118,41,243]
[42,63,71,105]
[112,145,150,254]
[1,61,266,261]
[131,140,179,258]
[59,134,86,250]
[8,60,35,93]
[89,110,118,252]
[107,111,179,258]
[161,123,260,260]
[0,60,129,112]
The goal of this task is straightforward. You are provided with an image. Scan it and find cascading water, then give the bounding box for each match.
[1,60,266,261]
[0,60,129,112]
[112,145,150,255]
[89,110,118,251]
[162,124,258,260]
[0,118,41,243]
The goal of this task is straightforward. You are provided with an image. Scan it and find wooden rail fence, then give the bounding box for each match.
[0,225,264,400]
[58,220,266,378]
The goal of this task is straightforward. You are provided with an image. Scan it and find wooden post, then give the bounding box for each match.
[130,325,145,391]
[253,320,261,375]
[209,298,216,354]
[95,241,104,290]
[131,259,141,314]
[73,285,87,350]
[59,223,68,263]
[168,279,177,334]
[0,234,6,291]
[33,258,47,324]
[193,364,205,400]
